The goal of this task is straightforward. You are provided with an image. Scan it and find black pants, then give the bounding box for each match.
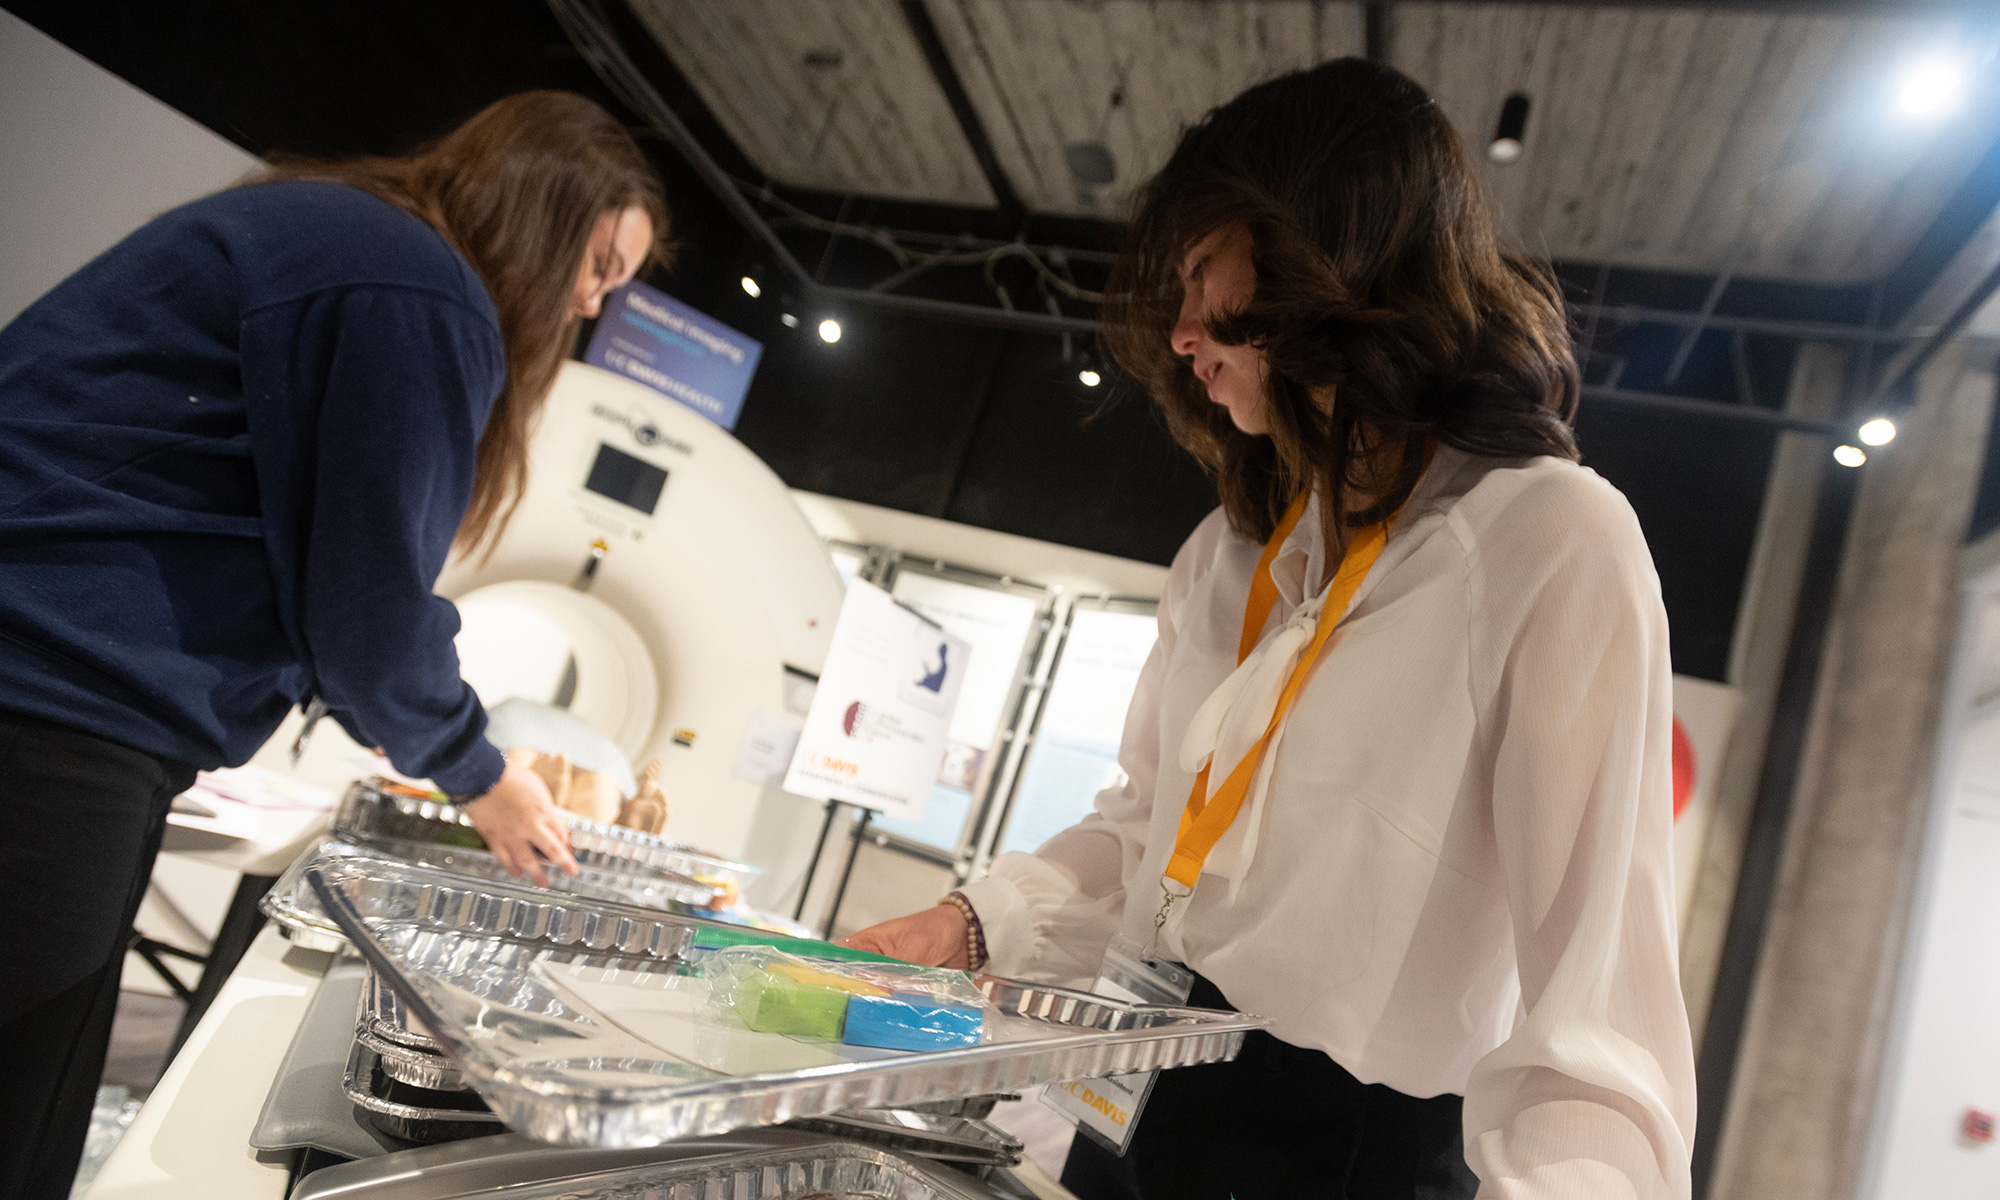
[1062,974,1478,1200]
[0,709,196,1200]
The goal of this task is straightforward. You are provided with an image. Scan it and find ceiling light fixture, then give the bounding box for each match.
[1489,93,1532,164]
[740,275,761,298]
[1079,368,1102,387]
[1899,58,1965,115]
[818,318,842,344]
[1859,417,1897,446]
[1834,444,1867,468]
[780,313,798,328]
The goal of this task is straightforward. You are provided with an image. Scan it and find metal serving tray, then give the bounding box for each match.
[310,856,1267,1148]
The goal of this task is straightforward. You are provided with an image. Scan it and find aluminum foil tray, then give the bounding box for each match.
[309,856,1266,1148]
[282,849,698,968]
[289,1130,1001,1200]
[340,777,759,886]
[263,835,725,953]
[362,966,442,1054]
[787,1110,1022,1168]
[482,1142,997,1200]
[344,1042,504,1144]
[357,1027,467,1092]
[264,839,371,952]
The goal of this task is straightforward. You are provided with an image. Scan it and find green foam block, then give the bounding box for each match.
[740,973,850,1040]
[687,925,905,966]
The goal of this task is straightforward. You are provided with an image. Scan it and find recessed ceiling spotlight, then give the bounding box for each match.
[740,275,761,298]
[780,313,799,328]
[1899,58,1965,115]
[818,318,842,344]
[1489,93,1531,164]
[1079,368,1102,387]
[1859,417,1897,446]
[1834,444,1867,468]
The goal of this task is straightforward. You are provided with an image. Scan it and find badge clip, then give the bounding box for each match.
[1147,878,1193,961]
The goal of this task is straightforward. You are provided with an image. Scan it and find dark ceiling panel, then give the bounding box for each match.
[943,341,1221,567]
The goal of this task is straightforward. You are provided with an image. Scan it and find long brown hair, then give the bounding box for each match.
[254,91,672,556]
[1104,58,1578,548]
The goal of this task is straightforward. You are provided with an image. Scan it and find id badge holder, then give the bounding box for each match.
[1041,935,1196,1155]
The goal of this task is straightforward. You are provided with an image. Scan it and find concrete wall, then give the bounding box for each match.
[0,9,257,327]
[1712,342,1998,1199]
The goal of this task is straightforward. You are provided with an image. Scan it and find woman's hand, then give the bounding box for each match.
[460,760,579,887]
[841,903,969,968]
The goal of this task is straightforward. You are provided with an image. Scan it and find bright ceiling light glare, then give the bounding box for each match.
[1859,417,1897,446]
[1833,444,1868,468]
[780,313,799,328]
[1488,93,1532,165]
[817,318,842,344]
[740,275,761,298]
[1899,58,1965,116]
[1078,368,1103,387]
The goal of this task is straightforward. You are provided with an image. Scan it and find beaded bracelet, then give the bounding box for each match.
[939,891,988,971]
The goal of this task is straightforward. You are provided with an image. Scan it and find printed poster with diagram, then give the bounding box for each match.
[783,580,970,821]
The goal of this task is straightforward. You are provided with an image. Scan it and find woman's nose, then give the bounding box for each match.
[1170,292,1202,357]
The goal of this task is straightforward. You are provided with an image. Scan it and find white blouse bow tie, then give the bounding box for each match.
[1175,588,1329,897]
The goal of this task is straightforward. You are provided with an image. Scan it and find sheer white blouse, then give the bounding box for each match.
[958,449,1696,1199]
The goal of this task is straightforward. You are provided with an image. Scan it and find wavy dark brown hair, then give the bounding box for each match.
[1104,58,1578,547]
[253,91,672,557]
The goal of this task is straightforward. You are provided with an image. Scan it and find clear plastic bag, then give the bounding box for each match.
[703,946,988,1051]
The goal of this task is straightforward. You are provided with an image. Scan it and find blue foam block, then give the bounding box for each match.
[841,991,983,1051]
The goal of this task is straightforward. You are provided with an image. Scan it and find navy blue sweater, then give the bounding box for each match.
[0,181,508,796]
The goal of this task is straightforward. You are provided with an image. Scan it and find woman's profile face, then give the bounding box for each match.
[570,206,653,320]
[1171,224,1267,436]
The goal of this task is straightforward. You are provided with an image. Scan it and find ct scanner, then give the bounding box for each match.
[256,360,846,899]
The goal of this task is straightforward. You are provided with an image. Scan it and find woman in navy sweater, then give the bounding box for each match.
[0,91,667,1197]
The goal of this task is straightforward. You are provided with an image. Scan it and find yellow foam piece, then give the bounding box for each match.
[771,961,890,997]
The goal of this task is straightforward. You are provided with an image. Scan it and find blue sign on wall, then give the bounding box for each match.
[583,282,762,430]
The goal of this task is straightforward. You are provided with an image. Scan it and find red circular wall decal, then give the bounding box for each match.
[1672,716,1696,821]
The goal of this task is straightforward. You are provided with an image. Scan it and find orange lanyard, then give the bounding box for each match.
[1159,456,1430,910]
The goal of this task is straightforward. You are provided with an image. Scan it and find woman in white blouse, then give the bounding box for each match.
[847,58,1695,1200]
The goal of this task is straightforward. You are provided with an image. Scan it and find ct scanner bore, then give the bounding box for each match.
[453,580,659,761]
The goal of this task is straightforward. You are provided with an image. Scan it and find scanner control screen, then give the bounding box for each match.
[583,444,668,515]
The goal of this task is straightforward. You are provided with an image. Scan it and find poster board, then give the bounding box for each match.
[868,567,1046,855]
[783,580,969,821]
